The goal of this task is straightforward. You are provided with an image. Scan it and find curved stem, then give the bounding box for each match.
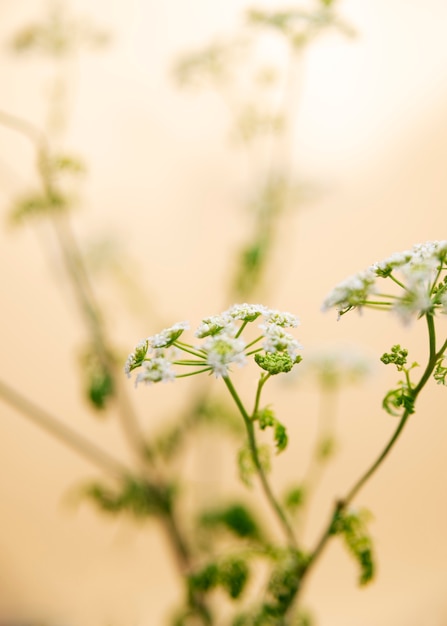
[223,376,297,547]
[296,313,444,602]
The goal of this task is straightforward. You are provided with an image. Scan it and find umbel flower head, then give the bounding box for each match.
[125,303,302,386]
[322,240,447,323]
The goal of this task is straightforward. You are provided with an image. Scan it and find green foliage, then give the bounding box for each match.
[238,445,257,487]
[9,189,70,224]
[381,345,418,416]
[245,3,349,49]
[83,476,174,518]
[233,549,309,624]
[433,356,447,385]
[234,105,284,144]
[238,443,271,486]
[9,152,85,225]
[382,382,415,417]
[199,503,263,542]
[256,407,288,453]
[431,275,447,304]
[189,557,249,600]
[81,346,115,411]
[10,4,110,58]
[329,508,375,585]
[293,610,315,626]
[173,41,237,89]
[317,435,335,460]
[234,177,287,296]
[283,485,306,513]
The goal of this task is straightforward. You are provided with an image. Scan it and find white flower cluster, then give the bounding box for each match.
[125,303,301,385]
[323,240,447,323]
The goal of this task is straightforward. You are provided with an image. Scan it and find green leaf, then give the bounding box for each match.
[283,485,306,513]
[189,557,249,600]
[238,445,256,487]
[80,346,115,411]
[257,407,288,453]
[83,477,173,518]
[330,508,375,585]
[199,503,263,541]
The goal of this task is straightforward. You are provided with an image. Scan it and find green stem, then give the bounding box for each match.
[297,313,444,600]
[0,377,129,477]
[174,342,207,358]
[223,376,297,547]
[252,373,270,417]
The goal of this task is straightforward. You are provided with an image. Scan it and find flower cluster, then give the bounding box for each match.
[125,304,302,386]
[322,241,447,323]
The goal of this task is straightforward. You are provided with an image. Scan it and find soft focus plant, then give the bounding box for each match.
[1,1,446,626]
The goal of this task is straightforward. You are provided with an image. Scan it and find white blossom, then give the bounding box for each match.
[322,270,376,315]
[263,309,300,328]
[151,321,189,348]
[261,323,302,360]
[135,356,175,385]
[323,241,447,322]
[202,333,246,377]
[225,303,268,322]
[195,314,233,338]
[124,339,149,377]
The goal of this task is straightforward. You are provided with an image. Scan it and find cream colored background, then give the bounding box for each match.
[2,1,447,625]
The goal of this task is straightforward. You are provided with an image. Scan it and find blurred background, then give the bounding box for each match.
[2,0,447,625]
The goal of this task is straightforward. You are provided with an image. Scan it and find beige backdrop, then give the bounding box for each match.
[1,1,447,625]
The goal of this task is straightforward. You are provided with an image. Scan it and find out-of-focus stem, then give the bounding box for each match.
[0,376,128,476]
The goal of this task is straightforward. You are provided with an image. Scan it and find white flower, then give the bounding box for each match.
[195,314,233,338]
[124,339,149,377]
[135,356,175,386]
[261,323,302,360]
[322,269,376,315]
[263,309,300,328]
[225,303,268,322]
[151,321,189,348]
[324,240,447,322]
[202,333,246,377]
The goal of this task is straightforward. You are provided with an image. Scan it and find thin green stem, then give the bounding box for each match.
[295,313,445,605]
[235,320,249,338]
[388,274,408,291]
[244,335,264,350]
[223,376,297,547]
[176,368,213,378]
[172,360,208,366]
[174,342,207,358]
[252,373,271,417]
